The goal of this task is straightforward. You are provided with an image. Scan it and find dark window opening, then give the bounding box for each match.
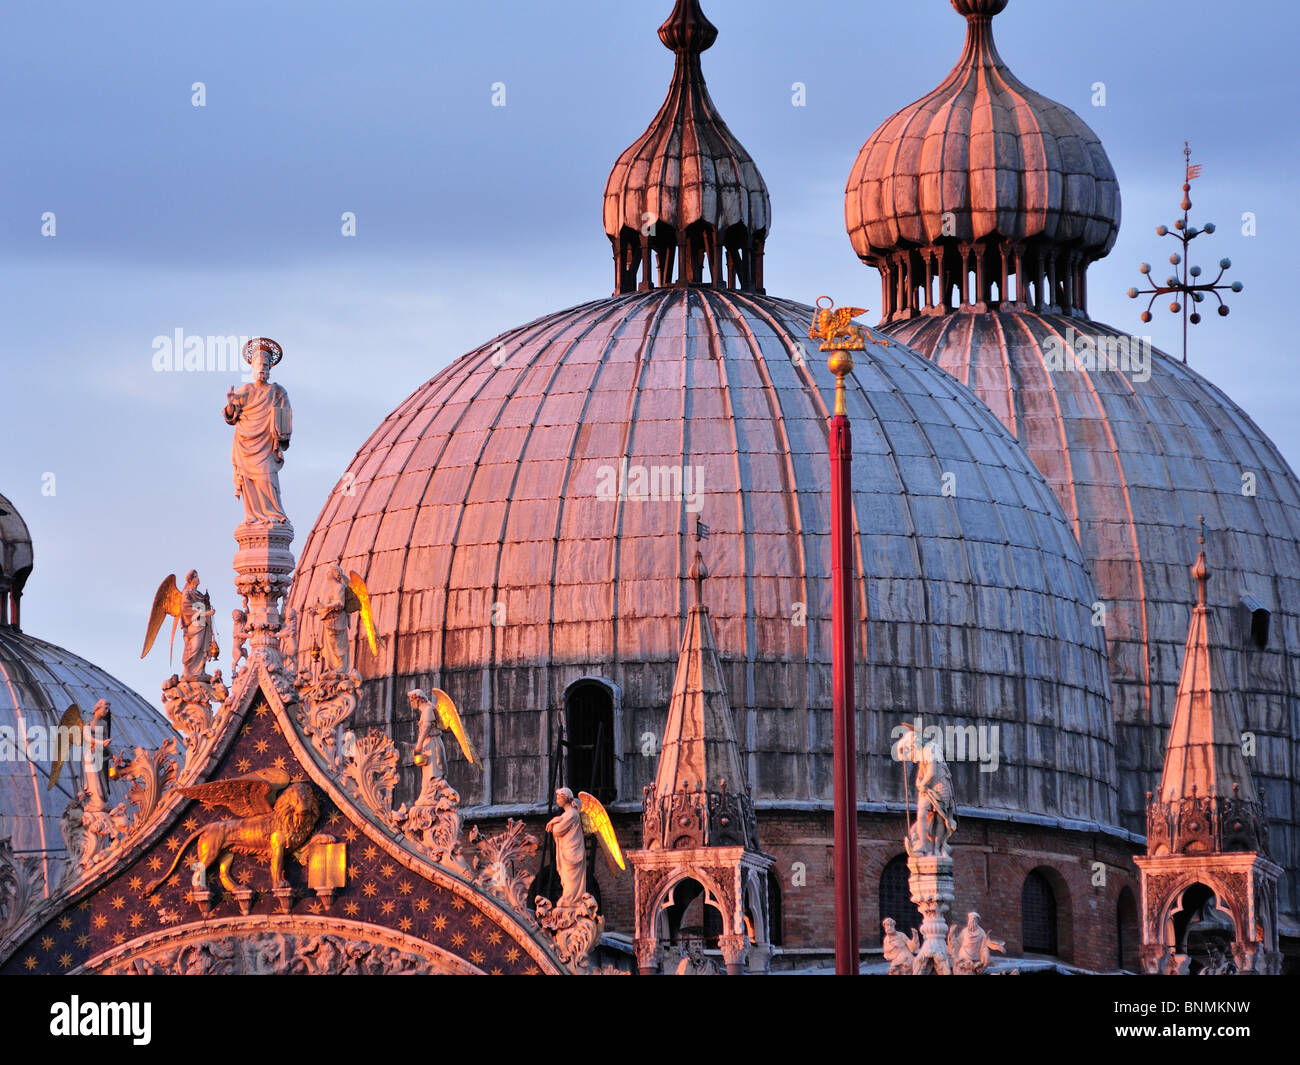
[1251,607,1270,649]
[1022,870,1059,956]
[879,854,921,942]
[767,876,783,947]
[565,681,615,804]
[665,878,722,950]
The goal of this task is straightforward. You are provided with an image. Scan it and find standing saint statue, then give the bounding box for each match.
[545,787,588,907]
[224,337,292,526]
[316,564,353,675]
[896,725,957,857]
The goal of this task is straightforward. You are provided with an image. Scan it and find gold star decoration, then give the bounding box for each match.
[379,863,395,879]
[23,956,36,970]
[363,845,378,862]
[146,856,163,872]
[398,917,412,932]
[183,817,198,831]
[237,868,254,885]
[488,930,503,946]
[470,950,485,965]
[362,882,378,898]
[343,827,358,843]
[506,947,520,963]
[491,968,502,976]
[59,953,73,969]
[347,865,361,879]
[327,813,341,826]
[129,913,144,928]
[77,900,92,911]
[165,836,183,852]
[241,725,253,736]
[451,933,466,949]
[308,902,322,915]
[41,936,54,950]
[254,739,270,754]
[76,934,90,949]
[344,901,360,917]
[272,756,287,770]
[398,881,413,896]
[128,876,143,892]
[110,896,125,910]
[58,916,72,930]
[469,913,483,929]
[236,758,252,773]
[415,898,430,913]
[255,704,269,717]
[432,915,447,932]
[92,915,108,930]
[451,896,466,911]
[111,932,125,945]
[380,900,395,916]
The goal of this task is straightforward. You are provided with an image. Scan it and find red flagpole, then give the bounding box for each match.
[816,298,861,976]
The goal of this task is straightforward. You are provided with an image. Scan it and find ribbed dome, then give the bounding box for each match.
[290,287,1119,830]
[603,0,770,295]
[887,310,1300,916]
[845,0,1119,320]
[0,493,175,896]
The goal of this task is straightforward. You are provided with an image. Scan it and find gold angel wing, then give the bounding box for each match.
[344,570,378,656]
[432,688,475,764]
[141,574,182,659]
[577,791,625,872]
[178,768,291,818]
[47,703,84,792]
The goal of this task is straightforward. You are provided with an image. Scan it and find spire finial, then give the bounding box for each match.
[689,518,711,607]
[658,0,718,54]
[951,0,1009,19]
[1192,515,1211,608]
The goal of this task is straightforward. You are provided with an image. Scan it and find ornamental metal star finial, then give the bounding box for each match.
[1127,143,1245,363]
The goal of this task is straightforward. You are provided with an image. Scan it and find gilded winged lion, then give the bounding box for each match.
[147,769,319,895]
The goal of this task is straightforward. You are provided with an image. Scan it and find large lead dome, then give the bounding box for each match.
[845,0,1300,921]
[290,0,1121,840]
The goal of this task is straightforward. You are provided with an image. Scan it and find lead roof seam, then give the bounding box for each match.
[1031,314,1153,729]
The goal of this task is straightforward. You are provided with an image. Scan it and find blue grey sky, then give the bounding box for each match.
[2,0,1297,703]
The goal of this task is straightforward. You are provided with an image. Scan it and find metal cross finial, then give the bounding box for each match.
[1127,144,1244,363]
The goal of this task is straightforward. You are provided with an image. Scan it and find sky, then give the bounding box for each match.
[2,0,1298,705]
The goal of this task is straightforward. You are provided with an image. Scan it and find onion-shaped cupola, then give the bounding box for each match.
[845,0,1120,321]
[0,493,33,628]
[603,0,770,295]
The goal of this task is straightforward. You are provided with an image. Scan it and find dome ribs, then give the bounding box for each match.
[604,1,769,295]
[847,0,1118,321]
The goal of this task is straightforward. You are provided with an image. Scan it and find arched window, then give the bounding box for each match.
[565,680,615,804]
[1022,870,1058,955]
[879,854,921,942]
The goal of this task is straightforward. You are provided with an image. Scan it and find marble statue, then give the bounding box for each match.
[179,571,216,680]
[231,609,249,676]
[316,565,353,675]
[409,689,449,783]
[279,606,298,672]
[546,787,588,907]
[947,911,1005,975]
[80,700,113,812]
[897,726,956,857]
[223,337,292,526]
[882,917,920,975]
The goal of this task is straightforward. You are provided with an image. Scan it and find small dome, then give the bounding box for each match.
[0,493,34,613]
[603,0,770,294]
[845,0,1119,319]
[0,493,176,896]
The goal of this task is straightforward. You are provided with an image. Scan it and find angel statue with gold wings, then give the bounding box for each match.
[544,787,625,908]
[141,570,217,680]
[315,564,378,675]
[408,687,475,782]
